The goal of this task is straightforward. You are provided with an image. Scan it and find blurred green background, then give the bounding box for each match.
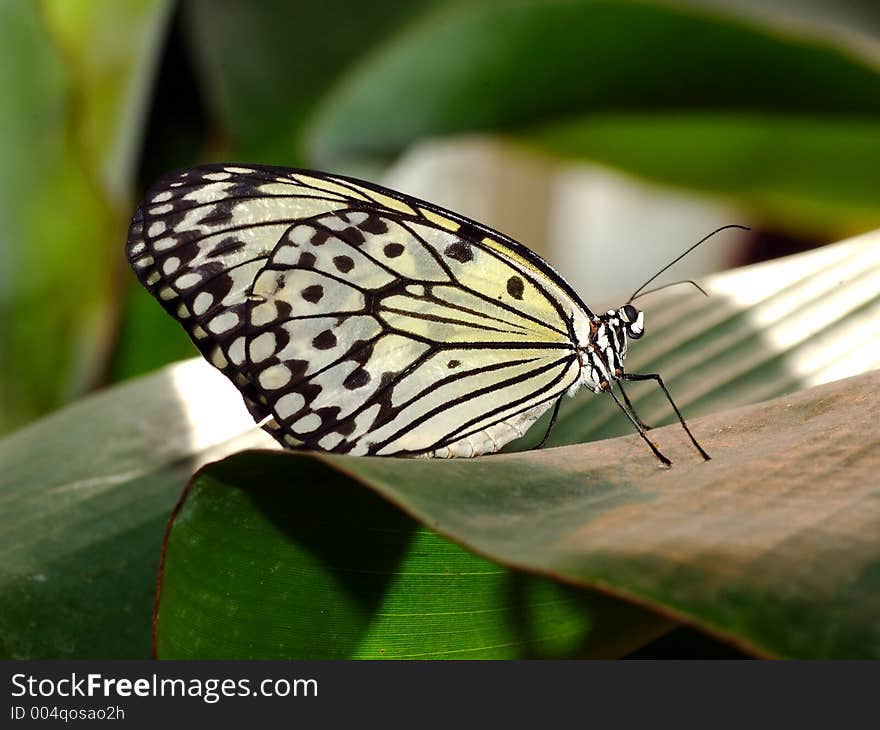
[3,0,880,661]
[4,0,880,435]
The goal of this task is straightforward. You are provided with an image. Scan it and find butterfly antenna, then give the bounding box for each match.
[631,279,709,302]
[628,225,750,303]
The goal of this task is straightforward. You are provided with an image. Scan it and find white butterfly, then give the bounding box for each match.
[128,164,725,464]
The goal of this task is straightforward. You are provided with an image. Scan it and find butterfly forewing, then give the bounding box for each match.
[127,164,589,457]
[127,166,352,426]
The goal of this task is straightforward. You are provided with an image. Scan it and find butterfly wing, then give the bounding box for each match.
[127,164,590,456]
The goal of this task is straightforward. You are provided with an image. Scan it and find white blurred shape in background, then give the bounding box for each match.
[382,136,747,303]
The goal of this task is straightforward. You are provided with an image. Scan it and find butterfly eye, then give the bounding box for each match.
[621,304,638,323]
[619,304,644,339]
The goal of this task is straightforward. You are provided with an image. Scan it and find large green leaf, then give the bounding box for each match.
[158,367,880,659]
[154,233,880,658]
[0,360,273,659]
[157,457,667,659]
[303,0,880,232]
[0,0,171,433]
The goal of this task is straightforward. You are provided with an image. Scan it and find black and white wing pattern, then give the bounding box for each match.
[127,164,595,457]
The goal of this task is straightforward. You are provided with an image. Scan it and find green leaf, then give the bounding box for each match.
[0,0,171,433]
[154,233,880,658]
[346,368,880,660]
[0,357,667,659]
[524,113,880,236]
[0,360,273,659]
[159,367,880,659]
[183,0,441,162]
[158,456,668,659]
[304,0,880,232]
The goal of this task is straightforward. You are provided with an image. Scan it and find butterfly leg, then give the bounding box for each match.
[607,386,671,466]
[617,381,652,431]
[536,396,564,449]
[621,373,710,461]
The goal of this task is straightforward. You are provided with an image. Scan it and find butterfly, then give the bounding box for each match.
[127,164,733,464]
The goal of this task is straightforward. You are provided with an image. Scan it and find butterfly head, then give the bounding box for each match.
[615,303,645,340]
[579,306,645,385]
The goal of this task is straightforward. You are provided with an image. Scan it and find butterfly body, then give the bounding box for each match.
[127,164,702,463]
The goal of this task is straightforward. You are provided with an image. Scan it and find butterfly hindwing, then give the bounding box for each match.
[127,164,591,456]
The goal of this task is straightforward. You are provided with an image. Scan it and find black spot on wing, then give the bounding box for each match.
[335,418,357,437]
[506,275,524,300]
[301,285,324,303]
[444,240,473,263]
[310,230,330,246]
[338,226,365,246]
[333,255,354,273]
[298,252,317,268]
[276,300,293,320]
[359,214,388,234]
[312,330,337,350]
[343,368,370,390]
